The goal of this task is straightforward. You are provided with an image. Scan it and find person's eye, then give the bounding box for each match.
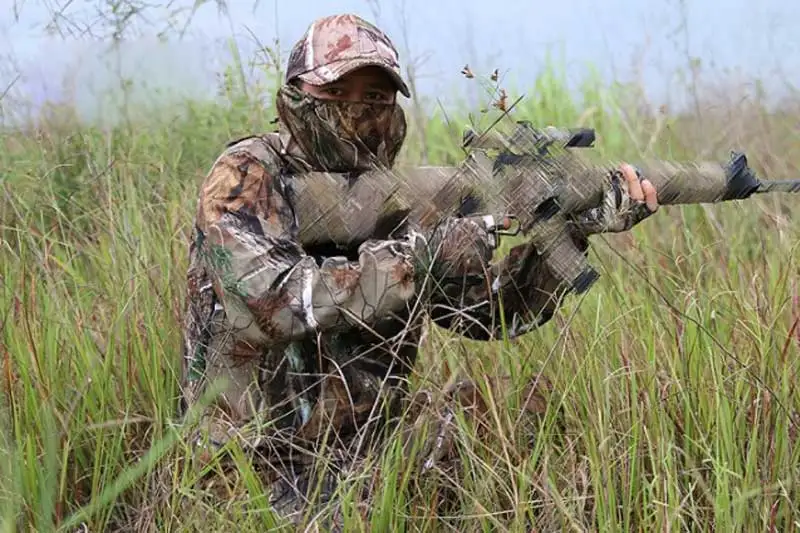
[365,91,389,102]
[323,87,344,97]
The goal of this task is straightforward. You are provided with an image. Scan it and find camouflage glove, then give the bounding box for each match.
[574,163,659,234]
[411,216,495,282]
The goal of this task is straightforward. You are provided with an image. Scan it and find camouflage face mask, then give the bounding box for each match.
[276,83,407,172]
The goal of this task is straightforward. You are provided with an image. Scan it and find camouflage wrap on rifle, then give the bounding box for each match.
[293,121,764,295]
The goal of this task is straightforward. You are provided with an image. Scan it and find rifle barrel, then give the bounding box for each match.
[755,180,800,194]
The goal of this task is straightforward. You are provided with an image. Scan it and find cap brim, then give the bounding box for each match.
[297,59,411,98]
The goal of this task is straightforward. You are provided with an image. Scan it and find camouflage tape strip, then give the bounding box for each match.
[292,153,736,250]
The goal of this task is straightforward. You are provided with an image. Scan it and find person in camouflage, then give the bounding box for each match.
[178,12,659,525]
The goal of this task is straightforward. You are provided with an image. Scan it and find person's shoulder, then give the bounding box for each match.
[198,133,282,190]
[218,133,283,164]
[196,132,287,226]
[200,132,286,183]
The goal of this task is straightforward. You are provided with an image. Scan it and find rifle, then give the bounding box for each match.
[290,120,800,295]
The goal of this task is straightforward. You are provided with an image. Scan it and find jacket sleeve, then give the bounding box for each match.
[421,216,590,341]
[195,148,422,345]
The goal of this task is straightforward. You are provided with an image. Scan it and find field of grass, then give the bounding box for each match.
[2,53,800,532]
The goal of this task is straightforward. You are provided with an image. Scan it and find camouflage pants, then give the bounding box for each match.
[179,374,555,531]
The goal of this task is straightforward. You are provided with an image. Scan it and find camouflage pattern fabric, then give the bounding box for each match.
[178,132,582,523]
[177,11,584,528]
[278,13,409,173]
[284,13,411,98]
[176,371,555,531]
[275,83,408,172]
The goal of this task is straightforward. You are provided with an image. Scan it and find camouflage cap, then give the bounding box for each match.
[285,14,411,98]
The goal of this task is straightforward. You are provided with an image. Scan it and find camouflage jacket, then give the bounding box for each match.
[179,132,587,449]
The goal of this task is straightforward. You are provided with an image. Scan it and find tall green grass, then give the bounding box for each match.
[2,59,800,532]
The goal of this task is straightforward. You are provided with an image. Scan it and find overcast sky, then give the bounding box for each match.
[1,0,799,123]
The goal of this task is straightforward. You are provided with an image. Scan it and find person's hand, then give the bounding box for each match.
[418,216,495,279]
[620,163,659,215]
[574,163,659,234]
